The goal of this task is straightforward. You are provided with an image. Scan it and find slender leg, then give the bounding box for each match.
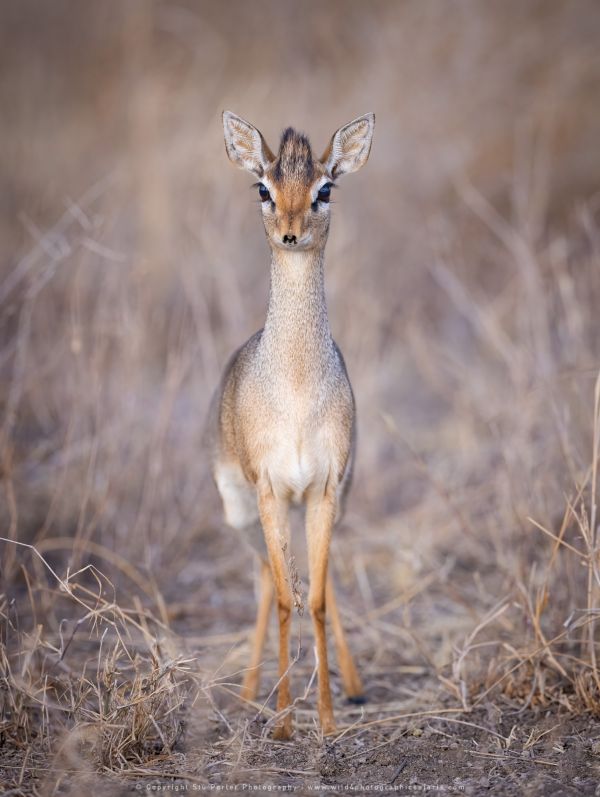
[241,559,274,701]
[326,574,364,702]
[305,481,337,735]
[257,480,293,740]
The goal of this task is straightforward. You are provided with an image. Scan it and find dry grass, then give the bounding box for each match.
[2,1,600,793]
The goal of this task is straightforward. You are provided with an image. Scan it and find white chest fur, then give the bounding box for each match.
[267,436,326,502]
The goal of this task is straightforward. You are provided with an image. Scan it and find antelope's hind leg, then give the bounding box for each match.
[241,558,273,701]
[214,460,260,532]
[326,574,364,703]
[215,462,271,700]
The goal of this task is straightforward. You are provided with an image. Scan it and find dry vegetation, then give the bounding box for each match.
[2,1,600,794]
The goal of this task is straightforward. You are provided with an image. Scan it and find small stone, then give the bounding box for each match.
[592,741,600,755]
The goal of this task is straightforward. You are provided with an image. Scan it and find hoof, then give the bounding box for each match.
[347,693,367,705]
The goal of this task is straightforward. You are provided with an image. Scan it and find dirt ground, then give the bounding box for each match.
[3,519,600,796]
[4,668,600,795]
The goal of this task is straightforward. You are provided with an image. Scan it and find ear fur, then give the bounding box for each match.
[222,111,274,178]
[321,113,375,178]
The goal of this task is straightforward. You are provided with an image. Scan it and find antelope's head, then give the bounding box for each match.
[223,111,374,252]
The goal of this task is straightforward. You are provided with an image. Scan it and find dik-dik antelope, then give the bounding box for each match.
[209,110,374,738]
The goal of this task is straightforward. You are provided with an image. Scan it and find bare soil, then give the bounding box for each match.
[3,687,600,795]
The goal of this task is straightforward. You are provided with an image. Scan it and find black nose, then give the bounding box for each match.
[282,234,297,246]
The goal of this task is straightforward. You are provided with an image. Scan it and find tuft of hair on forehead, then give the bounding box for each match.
[273,127,314,184]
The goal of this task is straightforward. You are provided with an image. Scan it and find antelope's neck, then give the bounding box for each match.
[260,247,334,382]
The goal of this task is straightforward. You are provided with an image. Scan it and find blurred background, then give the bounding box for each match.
[2,0,600,783]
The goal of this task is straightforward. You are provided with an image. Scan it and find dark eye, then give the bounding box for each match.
[258,183,270,202]
[317,183,332,203]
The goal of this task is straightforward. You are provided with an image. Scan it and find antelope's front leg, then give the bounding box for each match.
[257,480,293,739]
[305,480,338,735]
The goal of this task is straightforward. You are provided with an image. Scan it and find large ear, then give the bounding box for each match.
[222,111,274,178]
[321,113,375,178]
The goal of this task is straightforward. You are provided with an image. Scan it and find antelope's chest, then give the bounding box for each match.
[265,424,329,502]
[239,369,351,502]
[252,392,333,502]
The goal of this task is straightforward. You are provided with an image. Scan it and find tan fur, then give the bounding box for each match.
[209,111,374,737]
